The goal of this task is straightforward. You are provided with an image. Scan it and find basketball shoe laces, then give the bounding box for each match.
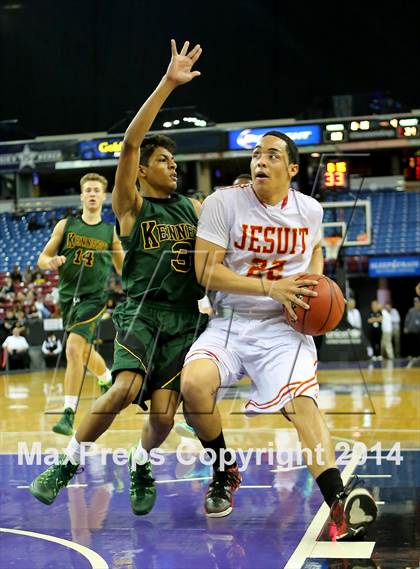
[208,466,242,499]
[37,456,82,493]
[130,462,155,492]
[329,474,376,540]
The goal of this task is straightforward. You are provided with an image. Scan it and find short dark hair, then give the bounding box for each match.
[262,130,299,165]
[139,134,176,166]
[234,173,252,182]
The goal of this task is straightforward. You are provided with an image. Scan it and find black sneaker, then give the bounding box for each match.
[329,475,377,541]
[128,449,156,515]
[52,408,75,436]
[205,465,242,518]
[29,454,79,505]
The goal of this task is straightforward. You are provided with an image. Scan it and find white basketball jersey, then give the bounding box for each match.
[197,184,323,316]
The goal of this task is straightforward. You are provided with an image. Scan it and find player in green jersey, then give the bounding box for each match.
[37,173,124,435]
[30,39,205,515]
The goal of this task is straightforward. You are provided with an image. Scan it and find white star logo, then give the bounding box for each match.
[17,144,37,169]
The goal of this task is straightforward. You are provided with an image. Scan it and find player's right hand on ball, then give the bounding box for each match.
[268,273,318,320]
[48,255,66,269]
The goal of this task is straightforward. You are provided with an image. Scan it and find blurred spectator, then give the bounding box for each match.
[404,297,420,359]
[41,332,63,368]
[35,294,52,319]
[23,289,35,310]
[48,286,60,305]
[14,309,27,335]
[10,264,22,283]
[45,287,60,316]
[346,298,362,329]
[14,291,26,312]
[381,305,394,359]
[22,264,33,285]
[367,300,382,360]
[26,302,40,320]
[32,269,46,285]
[233,173,252,185]
[385,302,401,358]
[2,327,30,370]
[3,309,17,334]
[0,276,14,298]
[416,282,420,297]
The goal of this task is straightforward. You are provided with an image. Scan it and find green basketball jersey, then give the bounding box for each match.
[57,216,114,303]
[120,194,204,308]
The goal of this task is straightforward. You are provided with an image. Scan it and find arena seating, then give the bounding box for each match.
[0,192,418,275]
[322,189,420,256]
[0,206,115,273]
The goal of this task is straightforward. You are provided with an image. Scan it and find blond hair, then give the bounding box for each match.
[80,173,108,192]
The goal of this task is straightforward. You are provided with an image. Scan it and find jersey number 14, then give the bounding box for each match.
[73,249,95,267]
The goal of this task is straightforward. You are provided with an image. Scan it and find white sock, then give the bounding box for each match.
[66,435,81,464]
[64,396,79,412]
[98,368,112,384]
[133,441,149,466]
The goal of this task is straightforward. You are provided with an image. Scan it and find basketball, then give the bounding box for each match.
[285,274,345,336]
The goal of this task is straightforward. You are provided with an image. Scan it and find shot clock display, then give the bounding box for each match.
[323,160,348,189]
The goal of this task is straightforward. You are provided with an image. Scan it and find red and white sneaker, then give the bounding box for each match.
[329,476,377,541]
[205,465,242,518]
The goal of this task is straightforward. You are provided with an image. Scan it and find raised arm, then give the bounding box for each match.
[37,219,67,270]
[112,39,202,227]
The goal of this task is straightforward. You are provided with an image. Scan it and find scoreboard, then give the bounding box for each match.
[323,117,419,144]
[323,160,348,188]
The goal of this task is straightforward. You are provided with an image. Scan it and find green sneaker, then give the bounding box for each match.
[52,408,75,435]
[128,449,156,515]
[29,454,79,505]
[98,378,112,395]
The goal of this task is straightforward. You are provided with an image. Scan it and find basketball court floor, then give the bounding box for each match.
[0,360,419,568]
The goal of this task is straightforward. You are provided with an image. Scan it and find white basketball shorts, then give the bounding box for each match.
[184,314,319,414]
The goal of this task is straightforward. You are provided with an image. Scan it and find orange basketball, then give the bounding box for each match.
[285,274,345,336]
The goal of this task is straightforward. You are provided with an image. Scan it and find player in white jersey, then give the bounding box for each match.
[181,131,377,540]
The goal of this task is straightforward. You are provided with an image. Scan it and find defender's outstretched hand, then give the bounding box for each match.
[165,40,202,86]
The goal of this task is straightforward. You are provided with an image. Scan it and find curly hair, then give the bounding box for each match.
[139,134,176,166]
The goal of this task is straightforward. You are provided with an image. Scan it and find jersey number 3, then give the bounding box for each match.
[171,241,192,273]
[246,258,286,280]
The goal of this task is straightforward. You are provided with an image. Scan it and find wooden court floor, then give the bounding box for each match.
[0,361,419,569]
[1,362,419,453]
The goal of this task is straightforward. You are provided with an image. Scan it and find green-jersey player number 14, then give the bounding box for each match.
[73,249,95,268]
